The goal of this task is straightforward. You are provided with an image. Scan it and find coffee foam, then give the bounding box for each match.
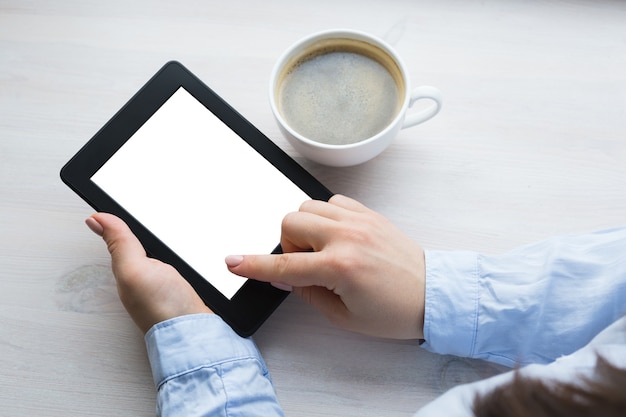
[276,38,405,145]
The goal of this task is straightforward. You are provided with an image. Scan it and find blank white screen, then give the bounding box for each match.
[92,87,309,299]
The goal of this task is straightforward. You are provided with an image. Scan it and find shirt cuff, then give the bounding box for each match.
[145,314,264,390]
[422,250,480,358]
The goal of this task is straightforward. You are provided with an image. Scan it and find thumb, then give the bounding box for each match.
[86,213,148,273]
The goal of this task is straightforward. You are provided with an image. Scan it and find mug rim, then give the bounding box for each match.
[269,28,411,150]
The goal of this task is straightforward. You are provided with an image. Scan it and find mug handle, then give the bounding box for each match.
[401,86,443,129]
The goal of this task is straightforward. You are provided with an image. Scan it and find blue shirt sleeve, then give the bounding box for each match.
[422,226,626,367]
[145,314,284,417]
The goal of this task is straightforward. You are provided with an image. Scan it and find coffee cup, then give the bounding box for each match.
[269,29,442,167]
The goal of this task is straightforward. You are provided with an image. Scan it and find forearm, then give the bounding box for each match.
[422,226,626,366]
[145,314,284,417]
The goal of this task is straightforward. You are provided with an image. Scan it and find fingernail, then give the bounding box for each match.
[85,217,104,236]
[271,282,293,292]
[225,255,244,268]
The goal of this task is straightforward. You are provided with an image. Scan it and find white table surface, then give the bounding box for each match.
[1,1,625,415]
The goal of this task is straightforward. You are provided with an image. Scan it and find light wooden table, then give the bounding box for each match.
[2,1,625,415]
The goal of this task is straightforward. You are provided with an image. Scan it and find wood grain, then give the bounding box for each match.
[1,1,625,415]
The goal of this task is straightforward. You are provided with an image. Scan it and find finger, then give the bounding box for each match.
[298,196,369,220]
[280,210,337,253]
[293,285,349,325]
[298,199,348,221]
[226,251,338,290]
[328,194,371,212]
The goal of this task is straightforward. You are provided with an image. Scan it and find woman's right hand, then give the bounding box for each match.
[226,194,426,340]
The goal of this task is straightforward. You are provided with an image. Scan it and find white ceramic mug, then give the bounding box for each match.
[269,29,442,167]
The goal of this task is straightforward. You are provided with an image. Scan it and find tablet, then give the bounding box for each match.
[61,61,333,336]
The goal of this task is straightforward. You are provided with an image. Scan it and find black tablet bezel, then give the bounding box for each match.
[61,61,333,336]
